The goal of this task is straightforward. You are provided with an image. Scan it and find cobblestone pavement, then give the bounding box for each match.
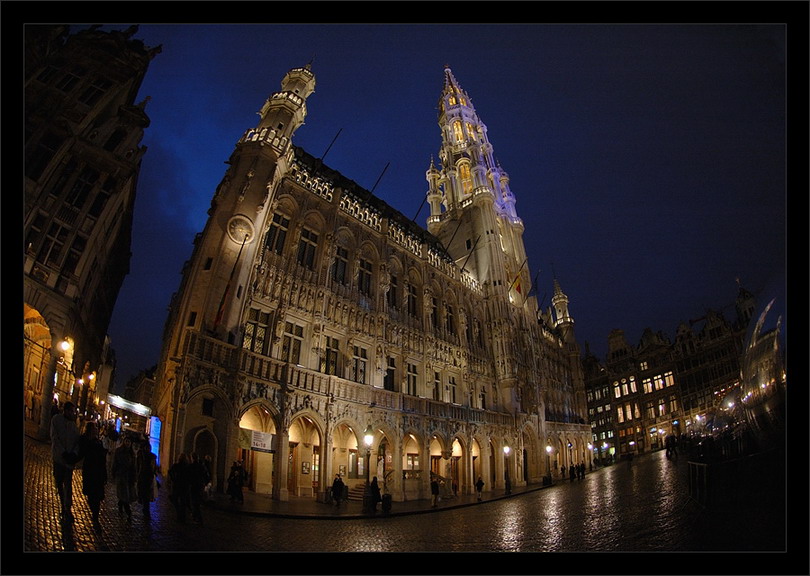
[13,427,802,576]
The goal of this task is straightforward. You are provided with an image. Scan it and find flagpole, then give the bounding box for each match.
[214,233,248,330]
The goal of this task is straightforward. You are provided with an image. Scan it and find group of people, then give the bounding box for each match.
[49,401,159,529]
[167,451,211,524]
[562,462,587,481]
[330,474,384,512]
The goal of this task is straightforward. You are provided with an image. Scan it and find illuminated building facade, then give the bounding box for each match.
[23,25,160,438]
[152,64,591,502]
[582,284,758,459]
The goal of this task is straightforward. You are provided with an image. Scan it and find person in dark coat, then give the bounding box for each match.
[475,477,485,501]
[112,434,137,521]
[188,452,208,524]
[331,474,345,506]
[227,460,246,503]
[168,453,190,523]
[78,420,107,528]
[136,441,158,518]
[369,476,382,512]
[430,478,440,508]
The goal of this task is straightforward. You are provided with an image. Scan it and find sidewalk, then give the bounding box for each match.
[206,481,546,519]
[23,419,557,521]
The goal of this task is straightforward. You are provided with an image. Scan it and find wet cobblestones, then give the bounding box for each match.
[15,429,800,574]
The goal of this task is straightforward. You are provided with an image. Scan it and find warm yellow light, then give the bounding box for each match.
[363,424,374,448]
[60,340,70,351]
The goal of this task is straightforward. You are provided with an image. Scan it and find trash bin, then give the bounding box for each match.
[381,493,392,514]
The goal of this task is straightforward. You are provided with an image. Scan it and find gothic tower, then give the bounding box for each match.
[426,67,530,306]
[152,65,316,466]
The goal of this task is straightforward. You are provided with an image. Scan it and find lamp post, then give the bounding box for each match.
[362,424,374,514]
[503,445,512,495]
[545,444,553,485]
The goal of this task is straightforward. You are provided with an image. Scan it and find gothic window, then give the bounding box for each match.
[387,274,398,310]
[466,315,473,345]
[281,322,303,364]
[433,371,441,401]
[65,166,98,210]
[663,371,675,387]
[480,385,487,410]
[449,376,457,404]
[296,227,318,270]
[37,222,69,267]
[61,235,86,276]
[448,95,457,106]
[265,213,289,256]
[55,67,85,93]
[88,176,115,218]
[383,357,396,391]
[358,258,372,296]
[78,77,112,106]
[459,163,472,194]
[332,246,348,284]
[350,345,368,384]
[431,297,439,331]
[103,129,127,152]
[243,308,271,355]
[475,319,484,348]
[642,378,653,394]
[407,283,418,317]
[445,304,455,335]
[452,120,463,143]
[25,131,63,180]
[321,336,340,375]
[406,363,418,396]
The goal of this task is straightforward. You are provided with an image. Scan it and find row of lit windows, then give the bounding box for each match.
[614,371,675,398]
[242,308,489,407]
[262,211,486,347]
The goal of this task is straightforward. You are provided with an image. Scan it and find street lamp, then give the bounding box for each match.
[503,445,512,495]
[545,444,553,485]
[362,424,374,514]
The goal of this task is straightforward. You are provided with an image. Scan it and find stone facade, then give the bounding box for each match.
[152,64,590,502]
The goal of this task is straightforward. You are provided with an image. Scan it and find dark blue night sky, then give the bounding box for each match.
[97,22,788,388]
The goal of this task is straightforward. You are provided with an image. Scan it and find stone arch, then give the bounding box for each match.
[287,410,326,498]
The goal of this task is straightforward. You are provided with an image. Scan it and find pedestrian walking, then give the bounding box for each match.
[112,435,137,522]
[49,400,81,523]
[101,423,118,477]
[136,440,158,518]
[430,478,440,508]
[188,452,207,524]
[227,460,246,503]
[331,473,345,506]
[369,476,382,512]
[77,420,107,529]
[475,477,485,501]
[168,453,190,523]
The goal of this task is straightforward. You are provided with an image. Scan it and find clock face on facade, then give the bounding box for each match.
[227,214,255,244]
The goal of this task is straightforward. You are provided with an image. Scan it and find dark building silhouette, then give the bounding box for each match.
[23,25,160,438]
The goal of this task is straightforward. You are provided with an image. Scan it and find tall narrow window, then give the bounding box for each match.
[406,363,418,396]
[433,372,441,401]
[265,213,289,255]
[358,258,372,296]
[407,283,418,317]
[480,385,487,410]
[449,376,457,404]
[321,336,340,375]
[431,297,439,331]
[452,120,463,143]
[446,304,455,335]
[383,357,396,391]
[387,274,398,310]
[459,163,472,194]
[281,322,303,364]
[296,227,318,270]
[65,166,98,209]
[350,346,368,384]
[332,246,348,284]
